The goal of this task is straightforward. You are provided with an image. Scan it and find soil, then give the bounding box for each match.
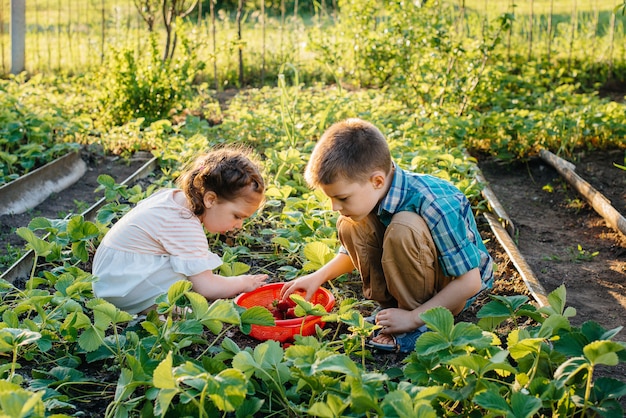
[0,148,152,271]
[476,148,626,407]
[477,149,626,337]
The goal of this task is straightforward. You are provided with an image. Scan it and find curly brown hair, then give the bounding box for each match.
[176,146,265,216]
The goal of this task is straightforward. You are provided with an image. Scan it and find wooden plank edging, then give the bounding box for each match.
[1,156,158,284]
[539,149,626,238]
[0,151,87,216]
[484,212,549,307]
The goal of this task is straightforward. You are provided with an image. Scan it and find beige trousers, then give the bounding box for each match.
[337,211,451,311]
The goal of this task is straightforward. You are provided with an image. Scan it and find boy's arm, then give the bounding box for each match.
[280,252,355,300]
[376,268,482,333]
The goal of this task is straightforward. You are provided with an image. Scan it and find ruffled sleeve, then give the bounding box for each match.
[170,253,223,276]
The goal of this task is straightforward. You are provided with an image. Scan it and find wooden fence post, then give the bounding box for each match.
[10,0,25,73]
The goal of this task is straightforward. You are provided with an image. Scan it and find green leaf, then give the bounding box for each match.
[141,321,160,336]
[71,241,89,262]
[302,242,334,271]
[97,174,116,188]
[537,314,571,338]
[508,336,545,360]
[174,319,204,335]
[542,284,567,316]
[241,306,275,326]
[114,368,135,402]
[16,227,53,256]
[0,328,42,353]
[220,262,251,276]
[554,357,589,383]
[592,377,626,401]
[450,322,489,347]
[414,331,451,355]
[235,398,264,418]
[420,307,454,336]
[186,291,209,317]
[167,280,193,305]
[232,350,257,378]
[0,380,45,417]
[154,389,178,417]
[553,331,587,357]
[476,300,514,318]
[583,340,624,366]
[207,368,248,412]
[382,390,414,417]
[473,390,511,414]
[77,327,104,352]
[202,299,241,334]
[311,354,360,378]
[309,393,347,418]
[27,217,53,231]
[252,340,284,370]
[154,352,176,389]
[510,390,542,418]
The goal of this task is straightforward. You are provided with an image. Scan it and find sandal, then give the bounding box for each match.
[364,306,382,324]
[368,325,429,353]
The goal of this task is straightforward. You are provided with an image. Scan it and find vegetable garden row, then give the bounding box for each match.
[1,1,625,416]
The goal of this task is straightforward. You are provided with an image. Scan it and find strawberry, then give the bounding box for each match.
[276,300,292,312]
[285,307,297,319]
[271,308,284,320]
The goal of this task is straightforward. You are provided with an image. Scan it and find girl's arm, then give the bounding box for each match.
[188,270,268,300]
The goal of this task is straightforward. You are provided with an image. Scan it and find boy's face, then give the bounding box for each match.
[319,173,387,222]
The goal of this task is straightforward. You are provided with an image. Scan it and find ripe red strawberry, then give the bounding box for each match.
[271,308,284,320]
[285,307,297,319]
[276,300,292,312]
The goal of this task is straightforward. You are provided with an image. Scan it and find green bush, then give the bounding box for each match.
[99,25,204,127]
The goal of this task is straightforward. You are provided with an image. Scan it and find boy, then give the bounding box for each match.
[281,118,493,353]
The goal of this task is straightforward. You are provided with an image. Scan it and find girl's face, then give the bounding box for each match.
[200,190,263,234]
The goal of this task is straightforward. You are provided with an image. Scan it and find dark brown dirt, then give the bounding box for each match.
[477,149,626,337]
[477,148,626,407]
[0,149,152,271]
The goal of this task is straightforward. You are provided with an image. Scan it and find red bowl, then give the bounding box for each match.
[234,283,335,342]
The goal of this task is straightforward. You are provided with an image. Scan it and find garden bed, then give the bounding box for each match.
[0,149,154,272]
[477,149,625,335]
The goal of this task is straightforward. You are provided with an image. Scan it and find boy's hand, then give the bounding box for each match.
[280,273,324,301]
[374,308,423,334]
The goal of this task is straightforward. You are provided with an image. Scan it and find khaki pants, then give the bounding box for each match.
[337,211,451,311]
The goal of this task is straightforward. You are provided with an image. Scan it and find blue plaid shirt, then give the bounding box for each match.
[377,165,494,291]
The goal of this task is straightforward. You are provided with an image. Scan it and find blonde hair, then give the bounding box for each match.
[305,118,392,188]
[176,146,265,216]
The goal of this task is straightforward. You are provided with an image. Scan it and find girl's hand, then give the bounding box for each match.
[240,274,268,293]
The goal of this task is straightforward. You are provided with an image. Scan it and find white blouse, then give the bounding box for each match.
[92,188,222,314]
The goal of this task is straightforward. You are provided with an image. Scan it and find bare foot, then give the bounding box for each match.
[371,331,394,346]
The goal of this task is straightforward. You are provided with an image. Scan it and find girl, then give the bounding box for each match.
[92,147,268,314]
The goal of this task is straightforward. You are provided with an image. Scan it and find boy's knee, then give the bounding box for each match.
[385,212,432,246]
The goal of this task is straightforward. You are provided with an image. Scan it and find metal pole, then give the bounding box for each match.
[10,0,25,73]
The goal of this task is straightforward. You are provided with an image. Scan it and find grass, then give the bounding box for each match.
[463,0,625,16]
[1,0,625,79]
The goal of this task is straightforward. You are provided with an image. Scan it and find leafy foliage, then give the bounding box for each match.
[99,26,203,127]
